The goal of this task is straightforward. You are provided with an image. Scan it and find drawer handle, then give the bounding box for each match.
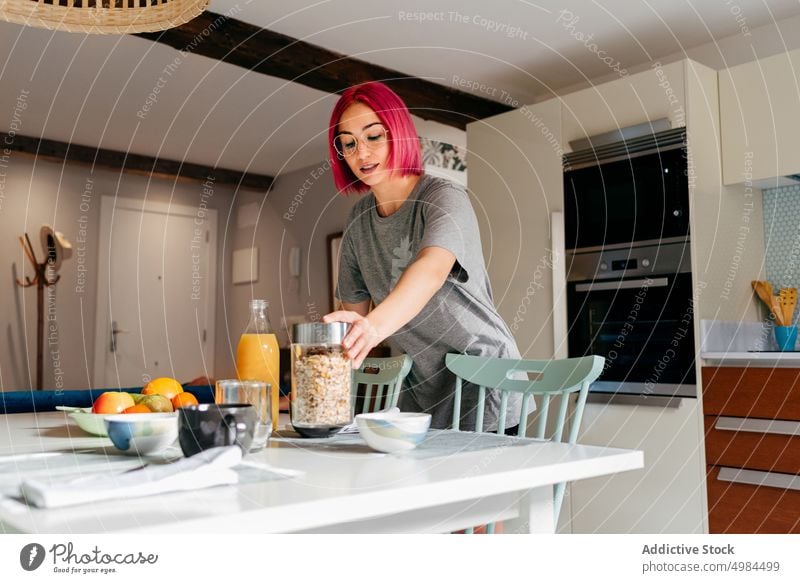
[715,416,800,437]
[717,467,800,491]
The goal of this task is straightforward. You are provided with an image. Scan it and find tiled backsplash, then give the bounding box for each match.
[763,185,800,324]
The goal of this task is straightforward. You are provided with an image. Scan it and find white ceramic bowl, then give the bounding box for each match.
[355,412,431,453]
[104,413,179,455]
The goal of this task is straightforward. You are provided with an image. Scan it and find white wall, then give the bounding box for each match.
[222,160,357,361]
[0,153,236,391]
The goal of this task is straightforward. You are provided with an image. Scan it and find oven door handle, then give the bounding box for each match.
[574,277,668,292]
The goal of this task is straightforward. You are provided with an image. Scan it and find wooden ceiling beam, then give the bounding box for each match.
[135,11,513,130]
[1,133,274,190]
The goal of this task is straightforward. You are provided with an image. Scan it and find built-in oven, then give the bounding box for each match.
[563,124,695,400]
[564,126,688,250]
[566,241,696,399]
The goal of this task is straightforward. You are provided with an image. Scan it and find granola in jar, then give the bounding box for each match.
[292,346,352,430]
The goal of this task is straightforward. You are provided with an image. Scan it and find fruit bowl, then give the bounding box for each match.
[67,410,115,437]
[104,413,179,455]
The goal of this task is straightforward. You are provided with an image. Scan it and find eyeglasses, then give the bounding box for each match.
[333,124,389,158]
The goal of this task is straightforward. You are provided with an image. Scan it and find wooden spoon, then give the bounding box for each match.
[771,295,786,326]
[753,281,785,324]
[752,281,772,308]
[763,281,787,324]
[780,287,797,325]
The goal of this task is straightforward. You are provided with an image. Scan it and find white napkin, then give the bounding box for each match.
[19,446,241,509]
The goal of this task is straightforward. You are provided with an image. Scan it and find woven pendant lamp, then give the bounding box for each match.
[0,0,209,34]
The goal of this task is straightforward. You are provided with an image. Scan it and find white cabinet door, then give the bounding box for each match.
[569,398,706,533]
[466,98,565,358]
[561,61,686,149]
[720,49,800,185]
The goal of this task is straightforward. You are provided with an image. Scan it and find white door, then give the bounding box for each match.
[94,197,217,388]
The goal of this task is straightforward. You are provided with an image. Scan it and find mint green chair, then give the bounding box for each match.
[445,353,605,528]
[352,355,412,414]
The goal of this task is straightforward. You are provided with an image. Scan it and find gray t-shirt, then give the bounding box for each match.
[336,174,522,431]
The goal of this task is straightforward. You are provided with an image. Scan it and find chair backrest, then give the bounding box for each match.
[352,355,412,414]
[445,353,605,523]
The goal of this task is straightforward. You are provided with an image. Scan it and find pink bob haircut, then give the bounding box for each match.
[328,82,423,193]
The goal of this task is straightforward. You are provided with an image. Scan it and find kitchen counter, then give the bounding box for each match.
[700,319,800,366]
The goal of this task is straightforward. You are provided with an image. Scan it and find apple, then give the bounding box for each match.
[92,392,135,414]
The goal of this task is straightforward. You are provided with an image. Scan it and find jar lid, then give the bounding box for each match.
[292,322,350,344]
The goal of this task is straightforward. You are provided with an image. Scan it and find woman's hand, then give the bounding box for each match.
[323,311,386,369]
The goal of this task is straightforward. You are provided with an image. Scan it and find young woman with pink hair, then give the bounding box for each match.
[323,82,521,432]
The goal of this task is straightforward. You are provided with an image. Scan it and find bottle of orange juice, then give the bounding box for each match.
[237,299,280,431]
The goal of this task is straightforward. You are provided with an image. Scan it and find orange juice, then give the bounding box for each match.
[236,333,280,430]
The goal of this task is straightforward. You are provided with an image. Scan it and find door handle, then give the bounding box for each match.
[110,320,130,353]
[575,277,668,292]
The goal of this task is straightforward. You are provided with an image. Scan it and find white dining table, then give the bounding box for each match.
[0,411,642,534]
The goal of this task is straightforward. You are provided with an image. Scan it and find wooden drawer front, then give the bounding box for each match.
[704,417,800,474]
[702,367,800,419]
[707,466,800,533]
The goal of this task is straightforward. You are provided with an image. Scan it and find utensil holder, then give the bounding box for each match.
[774,326,798,351]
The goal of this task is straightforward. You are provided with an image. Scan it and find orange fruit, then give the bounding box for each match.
[172,392,198,409]
[142,377,183,400]
[123,404,151,414]
[92,392,135,414]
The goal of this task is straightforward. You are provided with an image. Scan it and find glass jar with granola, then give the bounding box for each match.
[290,322,352,437]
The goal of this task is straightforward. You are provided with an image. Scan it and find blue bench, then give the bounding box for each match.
[0,385,215,414]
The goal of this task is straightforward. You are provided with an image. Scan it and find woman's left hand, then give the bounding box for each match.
[323,311,386,369]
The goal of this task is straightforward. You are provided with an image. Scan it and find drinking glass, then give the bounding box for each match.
[215,379,272,450]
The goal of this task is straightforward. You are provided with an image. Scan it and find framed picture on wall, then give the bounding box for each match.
[327,232,343,312]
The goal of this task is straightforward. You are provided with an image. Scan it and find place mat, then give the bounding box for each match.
[408,430,542,459]
[274,429,542,459]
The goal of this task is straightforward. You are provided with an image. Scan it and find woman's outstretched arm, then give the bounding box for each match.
[324,246,455,367]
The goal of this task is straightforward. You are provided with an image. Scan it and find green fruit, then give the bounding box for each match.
[140,394,173,413]
[130,393,147,405]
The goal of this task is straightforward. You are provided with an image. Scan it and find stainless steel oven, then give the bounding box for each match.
[566,241,696,399]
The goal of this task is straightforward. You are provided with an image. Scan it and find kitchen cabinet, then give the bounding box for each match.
[466,97,565,360]
[719,48,800,185]
[702,366,800,533]
[688,63,765,325]
[569,397,706,533]
[561,61,685,150]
